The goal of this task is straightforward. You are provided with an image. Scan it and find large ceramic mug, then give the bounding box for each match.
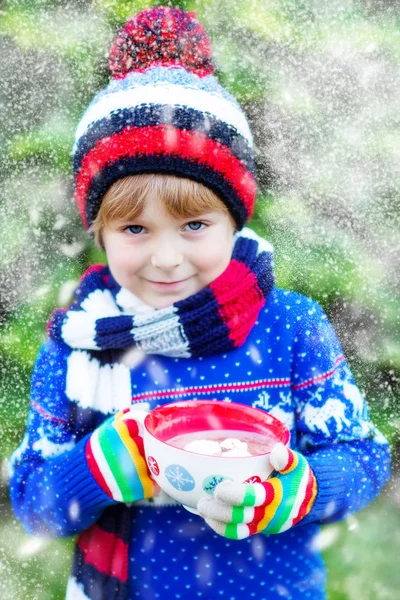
[131,400,290,514]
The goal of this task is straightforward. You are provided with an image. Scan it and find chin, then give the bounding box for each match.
[147,296,183,310]
[146,289,197,309]
[152,301,175,310]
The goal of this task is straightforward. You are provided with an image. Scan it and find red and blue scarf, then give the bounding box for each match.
[48,228,274,358]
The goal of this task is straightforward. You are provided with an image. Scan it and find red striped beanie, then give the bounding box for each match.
[73,6,256,230]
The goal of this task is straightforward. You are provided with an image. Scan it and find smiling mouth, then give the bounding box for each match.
[146,277,192,288]
[148,276,191,284]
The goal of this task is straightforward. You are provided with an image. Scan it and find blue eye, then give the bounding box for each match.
[185,222,205,231]
[127,225,144,235]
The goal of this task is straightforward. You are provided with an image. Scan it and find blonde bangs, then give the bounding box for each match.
[90,174,229,248]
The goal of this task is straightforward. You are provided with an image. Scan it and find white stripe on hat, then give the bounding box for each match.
[73,83,253,152]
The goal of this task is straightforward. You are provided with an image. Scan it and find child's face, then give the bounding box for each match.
[102,193,235,309]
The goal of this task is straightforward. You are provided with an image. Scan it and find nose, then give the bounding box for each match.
[151,245,184,269]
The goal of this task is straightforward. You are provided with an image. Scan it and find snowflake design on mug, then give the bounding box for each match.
[202,474,232,495]
[165,464,195,491]
[244,475,261,484]
[147,456,160,476]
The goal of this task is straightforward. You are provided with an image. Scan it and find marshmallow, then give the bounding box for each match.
[220,438,249,452]
[184,439,222,455]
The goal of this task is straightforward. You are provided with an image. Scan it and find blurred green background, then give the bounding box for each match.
[0,0,399,598]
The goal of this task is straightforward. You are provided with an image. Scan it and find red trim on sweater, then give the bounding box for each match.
[30,400,68,424]
[291,355,345,391]
[131,378,291,402]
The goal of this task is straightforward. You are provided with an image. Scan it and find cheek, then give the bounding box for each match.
[107,247,142,275]
[194,240,232,273]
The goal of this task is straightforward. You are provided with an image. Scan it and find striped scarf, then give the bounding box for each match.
[47,228,274,357]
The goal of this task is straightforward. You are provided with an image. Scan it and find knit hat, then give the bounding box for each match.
[73,7,256,231]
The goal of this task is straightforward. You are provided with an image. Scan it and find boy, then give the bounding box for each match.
[9,7,390,600]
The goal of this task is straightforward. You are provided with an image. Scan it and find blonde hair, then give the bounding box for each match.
[89,174,232,249]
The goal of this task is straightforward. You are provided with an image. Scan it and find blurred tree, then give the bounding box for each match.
[0,1,399,596]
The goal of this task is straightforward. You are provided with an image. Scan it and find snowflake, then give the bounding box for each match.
[147,456,160,477]
[202,475,227,495]
[244,476,261,484]
[165,464,195,491]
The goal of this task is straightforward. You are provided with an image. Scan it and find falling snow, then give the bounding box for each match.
[1,1,399,599]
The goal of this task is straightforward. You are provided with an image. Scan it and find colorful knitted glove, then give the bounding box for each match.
[85,408,158,503]
[197,443,317,539]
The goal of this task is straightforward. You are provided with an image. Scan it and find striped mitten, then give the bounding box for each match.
[197,443,317,539]
[85,408,158,503]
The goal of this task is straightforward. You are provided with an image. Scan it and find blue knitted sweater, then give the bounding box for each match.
[9,285,390,600]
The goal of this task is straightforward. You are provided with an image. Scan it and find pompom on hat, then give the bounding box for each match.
[73,6,256,230]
